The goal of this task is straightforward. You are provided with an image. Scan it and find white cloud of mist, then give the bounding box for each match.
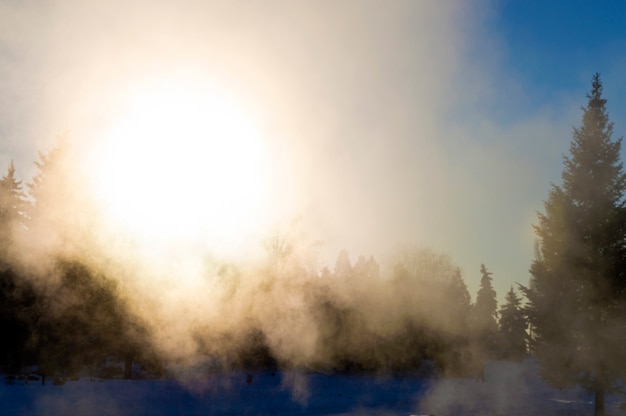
[0,0,603,374]
[0,0,481,254]
[418,360,545,415]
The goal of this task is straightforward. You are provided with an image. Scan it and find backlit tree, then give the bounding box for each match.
[524,74,626,416]
[498,286,526,361]
[0,161,26,264]
[472,264,498,357]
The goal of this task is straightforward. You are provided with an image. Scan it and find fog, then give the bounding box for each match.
[0,0,584,384]
[1,5,626,416]
[9,144,484,373]
[0,0,575,299]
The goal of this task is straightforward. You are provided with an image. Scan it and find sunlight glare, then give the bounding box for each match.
[91,76,270,258]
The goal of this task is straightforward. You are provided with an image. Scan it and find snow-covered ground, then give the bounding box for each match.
[1,360,625,415]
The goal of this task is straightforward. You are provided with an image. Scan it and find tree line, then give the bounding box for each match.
[0,142,160,381]
[0,136,526,379]
[0,73,624,416]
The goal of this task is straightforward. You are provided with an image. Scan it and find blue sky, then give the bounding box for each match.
[505,2,625,265]
[1,1,626,302]
[490,1,626,117]
[430,1,626,298]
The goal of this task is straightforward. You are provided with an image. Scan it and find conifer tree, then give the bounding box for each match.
[525,74,626,416]
[0,161,35,371]
[472,264,498,356]
[498,287,526,361]
[0,161,26,264]
[0,161,25,222]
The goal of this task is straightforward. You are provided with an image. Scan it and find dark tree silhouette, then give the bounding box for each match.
[0,161,36,372]
[0,161,26,242]
[498,286,527,361]
[0,267,38,373]
[472,264,498,357]
[32,259,151,379]
[0,161,26,269]
[524,74,626,416]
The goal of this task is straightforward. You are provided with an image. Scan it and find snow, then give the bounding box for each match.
[1,360,625,415]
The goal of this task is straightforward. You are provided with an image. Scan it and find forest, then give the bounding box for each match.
[0,139,525,381]
[1,74,625,416]
[0,147,526,378]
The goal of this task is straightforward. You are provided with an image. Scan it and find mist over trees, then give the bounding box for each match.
[524,74,626,416]
[3,73,626,416]
[0,162,518,380]
[0,161,34,373]
[0,142,159,381]
[0,135,525,381]
[193,247,484,376]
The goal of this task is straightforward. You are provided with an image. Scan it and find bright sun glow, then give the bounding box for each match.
[91,76,270,257]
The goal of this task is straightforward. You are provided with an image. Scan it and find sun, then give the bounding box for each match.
[89,76,270,257]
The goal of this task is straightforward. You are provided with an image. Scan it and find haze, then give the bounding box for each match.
[2,1,625,298]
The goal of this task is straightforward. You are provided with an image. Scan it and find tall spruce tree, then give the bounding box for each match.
[498,287,527,361]
[525,74,626,416]
[0,161,26,264]
[472,264,498,356]
[0,161,35,371]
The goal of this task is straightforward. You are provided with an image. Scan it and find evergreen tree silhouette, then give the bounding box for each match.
[498,286,527,361]
[524,74,626,416]
[472,264,498,358]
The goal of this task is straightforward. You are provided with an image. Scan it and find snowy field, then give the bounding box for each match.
[1,360,625,415]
